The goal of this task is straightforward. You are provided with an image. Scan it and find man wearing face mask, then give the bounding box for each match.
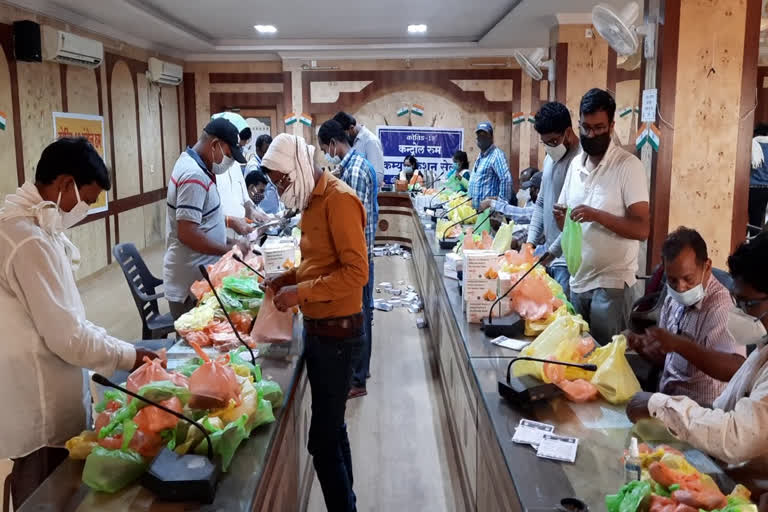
[0,137,159,507]
[627,228,745,406]
[261,133,368,512]
[468,121,514,210]
[164,118,250,319]
[318,119,378,399]
[555,89,650,345]
[627,233,768,475]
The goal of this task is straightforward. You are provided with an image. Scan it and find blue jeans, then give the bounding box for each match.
[548,265,571,299]
[305,332,362,512]
[352,259,374,388]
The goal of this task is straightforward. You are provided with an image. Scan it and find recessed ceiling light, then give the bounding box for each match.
[407,24,427,34]
[254,25,277,34]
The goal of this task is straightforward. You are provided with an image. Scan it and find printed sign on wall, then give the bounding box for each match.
[376,125,464,185]
[52,112,108,214]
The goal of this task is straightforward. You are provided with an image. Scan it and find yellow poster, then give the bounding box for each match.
[52,112,108,214]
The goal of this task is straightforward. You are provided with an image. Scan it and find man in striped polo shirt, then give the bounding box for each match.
[164,118,250,319]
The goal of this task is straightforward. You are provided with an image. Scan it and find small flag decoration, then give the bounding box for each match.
[619,106,633,118]
[299,113,312,127]
[527,113,535,124]
[0,111,6,131]
[396,106,409,117]
[512,112,526,125]
[648,123,661,151]
[411,104,425,116]
[284,112,297,126]
[635,126,648,152]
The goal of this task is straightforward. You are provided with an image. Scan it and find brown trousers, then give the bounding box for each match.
[10,447,68,509]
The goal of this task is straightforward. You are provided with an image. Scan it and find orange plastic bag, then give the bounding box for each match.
[190,247,264,299]
[503,244,535,268]
[507,272,564,320]
[188,340,240,409]
[250,289,294,343]
[133,396,182,433]
[127,352,170,394]
[543,358,599,403]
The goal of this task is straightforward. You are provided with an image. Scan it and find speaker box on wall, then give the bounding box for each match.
[13,20,42,62]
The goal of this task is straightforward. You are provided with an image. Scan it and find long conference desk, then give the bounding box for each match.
[20,192,745,512]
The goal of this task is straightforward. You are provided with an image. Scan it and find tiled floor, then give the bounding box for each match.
[4,247,459,511]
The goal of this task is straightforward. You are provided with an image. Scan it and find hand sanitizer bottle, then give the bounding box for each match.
[624,437,642,483]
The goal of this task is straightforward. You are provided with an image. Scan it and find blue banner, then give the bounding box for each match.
[376,126,464,184]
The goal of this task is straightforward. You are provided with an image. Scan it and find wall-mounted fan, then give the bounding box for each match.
[592,2,656,58]
[514,49,554,82]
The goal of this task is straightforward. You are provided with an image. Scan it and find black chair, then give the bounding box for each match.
[112,243,175,340]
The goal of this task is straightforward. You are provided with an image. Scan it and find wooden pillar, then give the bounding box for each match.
[647,0,761,269]
[551,24,610,120]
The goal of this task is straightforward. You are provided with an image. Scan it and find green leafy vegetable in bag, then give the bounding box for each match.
[605,480,651,512]
[562,207,582,275]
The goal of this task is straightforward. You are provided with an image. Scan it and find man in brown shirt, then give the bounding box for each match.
[261,133,367,512]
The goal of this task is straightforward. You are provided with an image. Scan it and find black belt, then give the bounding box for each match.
[304,313,364,338]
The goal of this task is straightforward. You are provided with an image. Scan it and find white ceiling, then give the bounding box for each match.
[6,0,635,60]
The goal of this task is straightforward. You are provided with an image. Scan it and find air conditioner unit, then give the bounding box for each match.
[41,26,103,69]
[147,57,183,86]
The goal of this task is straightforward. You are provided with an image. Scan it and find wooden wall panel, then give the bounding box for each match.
[111,61,140,199]
[614,79,640,149]
[194,71,210,133]
[559,25,609,121]
[118,207,146,251]
[18,61,61,182]
[143,200,165,248]
[0,43,16,197]
[668,0,750,266]
[66,66,99,115]
[161,86,181,180]
[519,72,532,172]
[137,76,163,192]
[68,220,108,280]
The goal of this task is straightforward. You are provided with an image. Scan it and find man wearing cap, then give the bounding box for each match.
[469,121,514,210]
[164,118,251,319]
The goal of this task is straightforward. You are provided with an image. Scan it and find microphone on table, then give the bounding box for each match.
[438,210,483,249]
[482,252,550,338]
[91,373,220,503]
[198,264,257,365]
[498,356,598,407]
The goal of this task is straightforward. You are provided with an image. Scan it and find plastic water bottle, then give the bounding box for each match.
[624,437,642,483]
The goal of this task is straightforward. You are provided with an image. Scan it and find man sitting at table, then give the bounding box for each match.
[627,232,768,470]
[627,227,745,406]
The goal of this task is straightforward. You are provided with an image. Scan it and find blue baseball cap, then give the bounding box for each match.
[476,121,493,134]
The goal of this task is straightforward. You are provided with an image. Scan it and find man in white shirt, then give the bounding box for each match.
[628,233,768,483]
[555,88,650,345]
[0,138,158,507]
[334,111,385,186]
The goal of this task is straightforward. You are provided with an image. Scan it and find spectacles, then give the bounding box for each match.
[540,134,565,148]
[578,123,610,137]
[731,294,768,310]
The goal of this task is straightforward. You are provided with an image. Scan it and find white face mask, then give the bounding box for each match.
[667,279,705,307]
[57,184,90,230]
[211,142,233,175]
[545,143,568,163]
[727,306,768,346]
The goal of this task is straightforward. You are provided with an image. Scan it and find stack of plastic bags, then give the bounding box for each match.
[66,345,284,494]
[606,445,757,512]
[513,315,642,404]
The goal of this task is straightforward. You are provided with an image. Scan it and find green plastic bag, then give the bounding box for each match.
[94,390,126,413]
[605,480,651,512]
[254,379,283,409]
[251,397,276,429]
[195,414,250,472]
[473,210,492,234]
[83,447,147,493]
[175,357,203,378]
[229,347,262,381]
[137,380,191,405]
[562,207,582,275]
[222,276,264,298]
[218,288,244,312]
[491,221,514,253]
[99,401,140,439]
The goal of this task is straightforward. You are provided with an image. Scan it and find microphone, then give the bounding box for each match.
[438,210,483,249]
[92,373,220,503]
[427,186,448,209]
[498,356,598,406]
[198,264,257,365]
[91,373,214,461]
[232,253,265,280]
[483,252,551,338]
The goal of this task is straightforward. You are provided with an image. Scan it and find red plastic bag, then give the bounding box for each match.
[191,247,265,299]
[188,340,240,409]
[127,353,170,395]
[250,289,293,343]
[133,396,182,433]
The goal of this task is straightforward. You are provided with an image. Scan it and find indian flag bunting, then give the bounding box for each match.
[0,111,6,131]
[299,113,312,127]
[284,112,297,126]
[396,106,409,117]
[527,113,535,124]
[512,112,526,125]
[411,104,425,116]
[635,124,649,151]
[619,106,633,118]
[648,123,661,151]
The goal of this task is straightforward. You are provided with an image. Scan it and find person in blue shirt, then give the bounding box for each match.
[468,121,514,209]
[244,135,282,214]
[749,123,768,231]
[318,120,379,399]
